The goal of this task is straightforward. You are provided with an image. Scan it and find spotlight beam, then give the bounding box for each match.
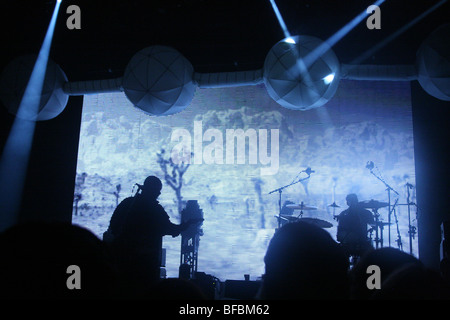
[0,0,62,232]
[302,0,386,69]
[348,0,448,66]
[267,0,322,100]
[278,0,386,104]
[268,0,292,40]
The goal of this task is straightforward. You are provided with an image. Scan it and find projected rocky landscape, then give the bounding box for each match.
[72,81,417,280]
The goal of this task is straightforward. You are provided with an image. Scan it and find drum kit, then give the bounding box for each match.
[360,199,395,249]
[269,161,416,260]
[268,164,416,255]
[274,198,395,250]
[275,202,334,229]
[269,169,335,230]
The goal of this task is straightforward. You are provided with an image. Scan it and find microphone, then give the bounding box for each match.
[366,161,374,170]
[291,167,315,183]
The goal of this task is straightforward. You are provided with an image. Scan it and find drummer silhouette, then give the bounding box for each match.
[336,194,374,260]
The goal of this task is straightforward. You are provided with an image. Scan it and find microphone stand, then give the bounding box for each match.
[390,197,403,251]
[368,167,399,247]
[406,183,416,255]
[269,173,311,229]
[331,179,338,220]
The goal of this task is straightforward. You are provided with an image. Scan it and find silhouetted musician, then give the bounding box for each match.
[336,193,374,257]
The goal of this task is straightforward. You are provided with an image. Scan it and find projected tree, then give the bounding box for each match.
[107,184,121,207]
[157,148,191,215]
[73,172,87,216]
[252,177,266,229]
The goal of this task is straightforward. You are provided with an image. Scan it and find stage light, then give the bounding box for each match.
[0,0,62,232]
[263,35,340,110]
[323,73,335,85]
[122,46,196,116]
[284,37,296,44]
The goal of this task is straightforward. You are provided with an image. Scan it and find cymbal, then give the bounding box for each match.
[286,204,317,210]
[298,217,333,228]
[280,215,301,222]
[359,199,389,209]
[370,221,392,227]
[328,202,340,208]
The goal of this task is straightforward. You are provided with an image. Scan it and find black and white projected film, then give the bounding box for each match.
[72,80,417,281]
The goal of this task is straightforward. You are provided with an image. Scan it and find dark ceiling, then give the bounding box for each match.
[1,0,449,82]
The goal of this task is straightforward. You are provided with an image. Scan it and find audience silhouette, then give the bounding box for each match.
[259,221,350,299]
[0,222,118,299]
[349,247,450,299]
[1,182,449,300]
[149,278,207,300]
[372,261,450,299]
[349,247,419,300]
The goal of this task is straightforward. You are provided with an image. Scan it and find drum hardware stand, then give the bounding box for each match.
[330,202,340,221]
[367,163,399,247]
[269,172,311,229]
[372,208,383,249]
[330,177,340,220]
[367,227,374,243]
[295,202,306,219]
